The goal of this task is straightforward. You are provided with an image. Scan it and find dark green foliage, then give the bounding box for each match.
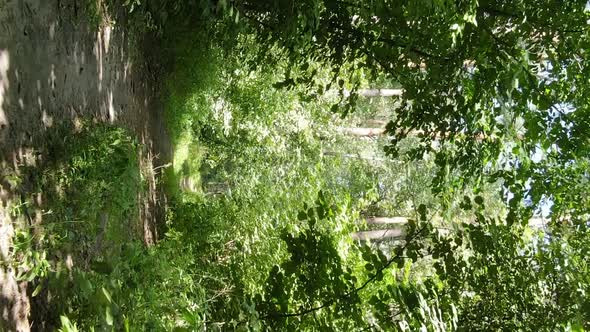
[258,194,364,330]
[430,219,590,330]
[254,196,442,330]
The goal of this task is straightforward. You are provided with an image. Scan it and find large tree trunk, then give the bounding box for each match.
[352,217,547,242]
[364,119,388,127]
[338,127,487,141]
[338,127,441,138]
[205,182,230,195]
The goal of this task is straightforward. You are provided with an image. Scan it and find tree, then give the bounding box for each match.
[332,88,403,97]
[237,0,590,189]
[232,1,590,329]
[365,217,408,225]
[338,127,385,137]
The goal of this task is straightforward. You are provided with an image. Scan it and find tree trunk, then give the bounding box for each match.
[364,119,388,127]
[338,127,488,141]
[343,89,404,97]
[365,217,408,225]
[338,127,386,137]
[205,182,230,195]
[351,229,404,241]
[352,217,547,242]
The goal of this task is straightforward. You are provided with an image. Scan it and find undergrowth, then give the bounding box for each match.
[162,27,225,200]
[6,124,212,330]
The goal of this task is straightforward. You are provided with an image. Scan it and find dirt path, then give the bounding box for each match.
[0,1,171,330]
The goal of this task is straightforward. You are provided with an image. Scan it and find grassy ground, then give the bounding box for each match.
[161,30,224,200]
[5,121,219,330]
[4,123,140,328]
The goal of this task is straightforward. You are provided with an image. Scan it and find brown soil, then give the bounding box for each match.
[0,1,172,330]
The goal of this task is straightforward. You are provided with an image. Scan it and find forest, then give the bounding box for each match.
[0,0,589,331]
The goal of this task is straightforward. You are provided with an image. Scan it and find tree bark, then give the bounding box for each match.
[345,88,404,97]
[353,217,547,242]
[338,127,488,141]
[205,182,229,195]
[338,127,386,137]
[365,216,408,225]
[364,119,388,127]
[352,229,404,241]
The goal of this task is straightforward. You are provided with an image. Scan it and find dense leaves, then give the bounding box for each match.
[235,0,590,197]
[6,1,590,330]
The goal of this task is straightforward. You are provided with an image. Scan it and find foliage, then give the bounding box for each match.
[7,124,230,330]
[5,124,140,329]
[100,2,590,328]
[7,1,590,330]
[216,2,590,328]
[258,193,364,330]
[233,0,590,197]
[256,196,455,331]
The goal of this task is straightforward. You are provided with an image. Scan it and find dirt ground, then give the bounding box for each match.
[0,0,172,330]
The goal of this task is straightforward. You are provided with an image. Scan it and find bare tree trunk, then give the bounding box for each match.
[364,119,388,127]
[366,217,408,225]
[338,127,445,138]
[352,217,547,242]
[343,89,404,97]
[338,127,386,137]
[352,229,404,241]
[338,127,487,141]
[205,182,230,195]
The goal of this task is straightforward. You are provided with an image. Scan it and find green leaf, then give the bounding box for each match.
[375,271,384,281]
[418,204,427,221]
[59,316,78,332]
[32,283,43,297]
[474,196,484,205]
[102,287,112,303]
[297,211,307,221]
[378,250,388,265]
[317,205,326,219]
[404,292,419,310]
[105,306,114,326]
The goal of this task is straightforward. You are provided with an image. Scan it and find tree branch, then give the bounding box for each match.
[264,225,428,319]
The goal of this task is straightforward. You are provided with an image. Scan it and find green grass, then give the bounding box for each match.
[19,123,142,259]
[5,123,216,330]
[162,29,226,201]
[3,124,147,328]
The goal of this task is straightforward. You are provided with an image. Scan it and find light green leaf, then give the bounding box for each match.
[102,287,112,303]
